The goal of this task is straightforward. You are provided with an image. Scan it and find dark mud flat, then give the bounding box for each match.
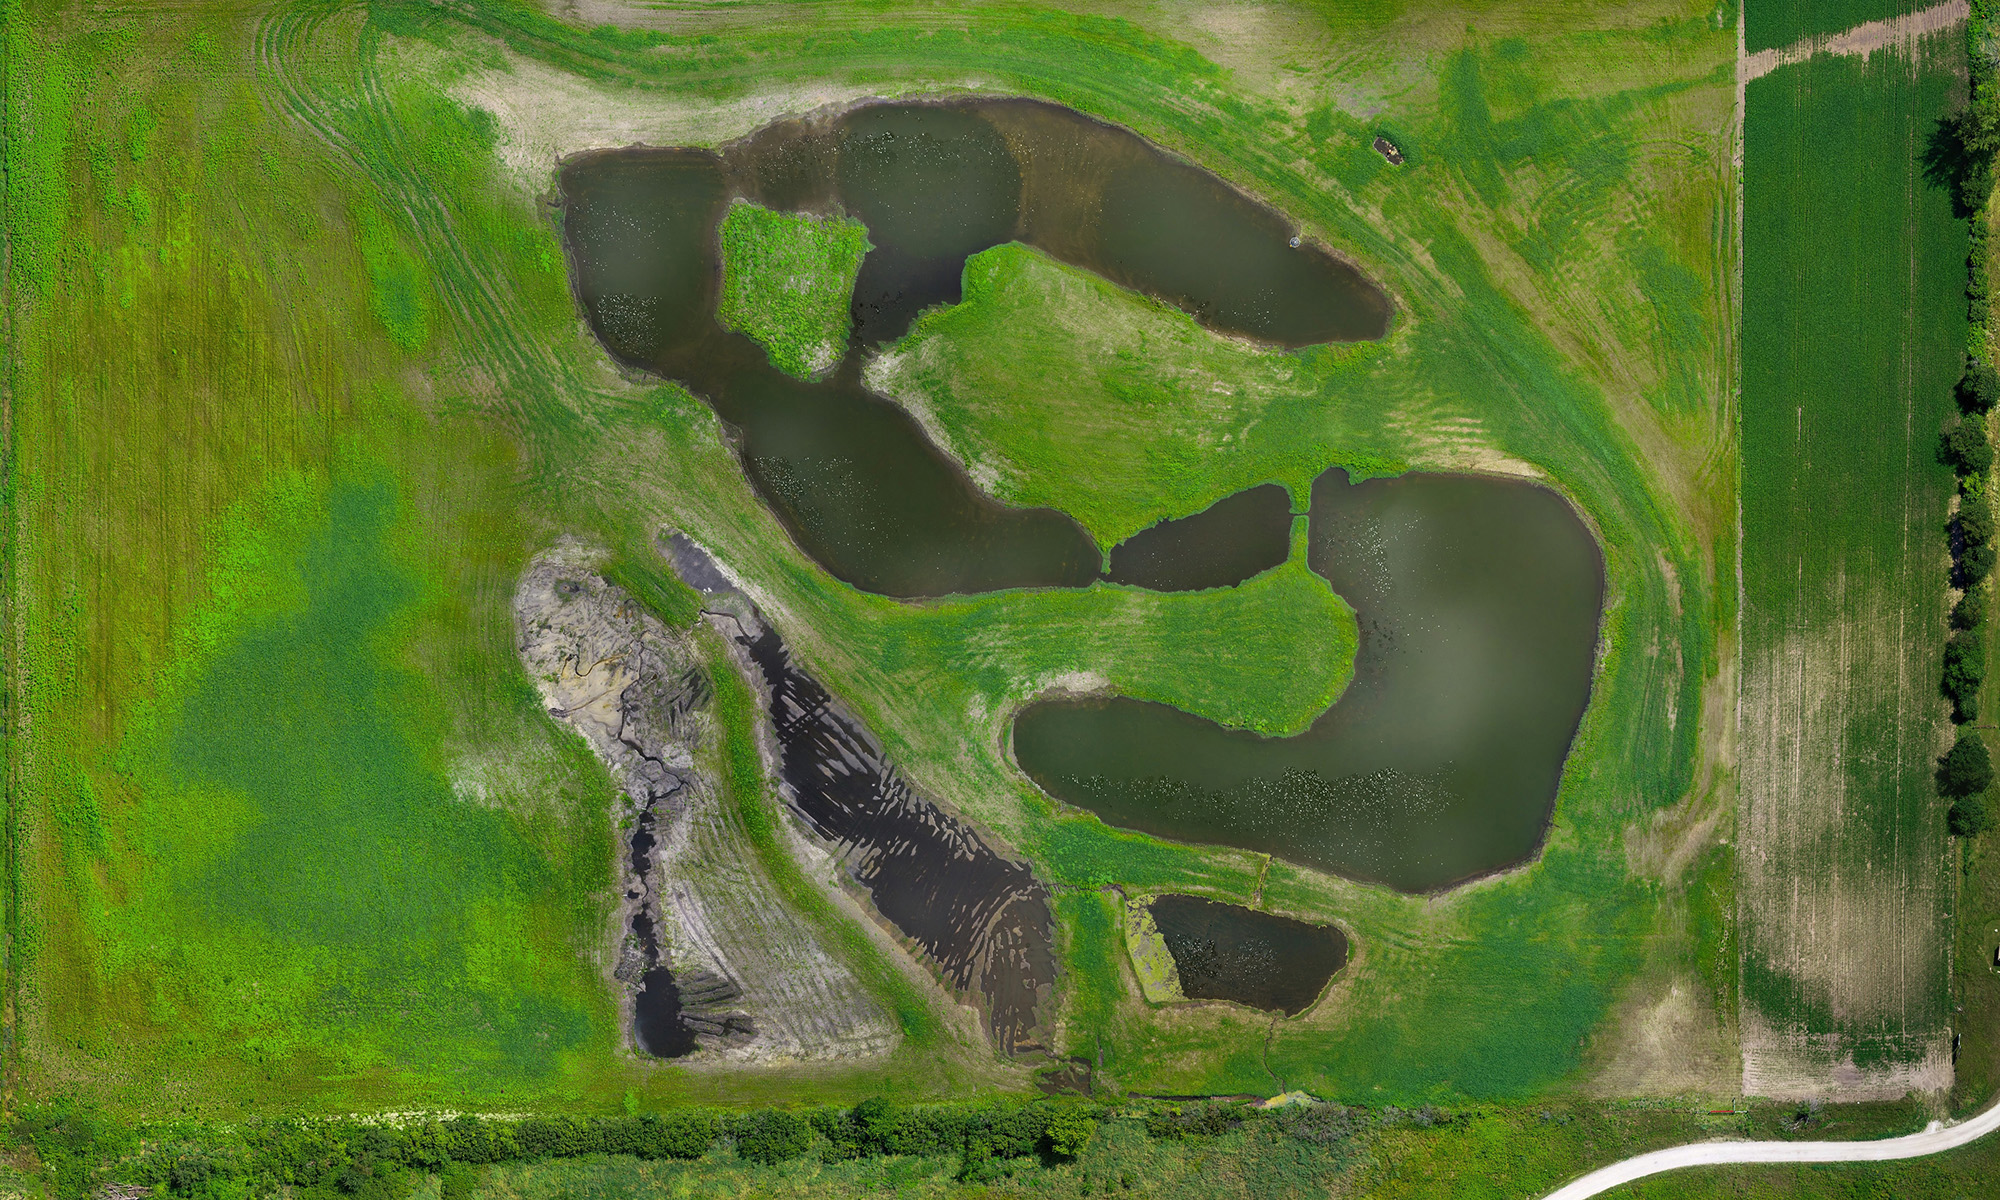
[1105,483,1295,592]
[1149,894,1346,1016]
[669,536,1058,1055]
[558,99,1391,598]
[1016,467,1606,893]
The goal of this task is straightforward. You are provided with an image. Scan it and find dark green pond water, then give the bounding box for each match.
[557,99,1391,598]
[1014,468,1605,893]
[1149,894,1347,1016]
[1106,483,1295,592]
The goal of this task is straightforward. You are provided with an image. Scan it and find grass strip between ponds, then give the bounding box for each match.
[703,626,944,1045]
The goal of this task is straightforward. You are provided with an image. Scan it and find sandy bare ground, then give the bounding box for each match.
[1742,0,1969,83]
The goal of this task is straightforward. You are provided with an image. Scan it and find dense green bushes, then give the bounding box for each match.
[1940,1,2000,836]
[1940,733,1996,837]
[7,1098,1112,1199]
[3,1095,1400,1200]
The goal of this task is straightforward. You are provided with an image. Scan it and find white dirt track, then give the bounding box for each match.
[1535,1099,2000,1199]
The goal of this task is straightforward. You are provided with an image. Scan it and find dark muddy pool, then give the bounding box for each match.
[669,536,1058,1056]
[558,99,1391,598]
[1015,468,1605,893]
[634,965,696,1057]
[1149,894,1347,1016]
[1105,483,1295,592]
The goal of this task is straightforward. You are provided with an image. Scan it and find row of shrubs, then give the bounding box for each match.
[17,1095,1301,1200]
[1938,6,2000,837]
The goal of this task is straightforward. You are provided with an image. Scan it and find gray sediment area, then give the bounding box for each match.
[513,541,898,1063]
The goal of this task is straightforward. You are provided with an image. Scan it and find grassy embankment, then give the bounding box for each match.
[715,202,870,380]
[1737,34,1964,1093]
[7,0,1733,1117]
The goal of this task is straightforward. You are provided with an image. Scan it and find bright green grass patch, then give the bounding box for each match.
[1261,850,1647,1101]
[717,201,870,379]
[1051,890,1127,1060]
[852,554,1356,740]
[101,476,606,1083]
[355,201,434,352]
[870,243,1395,548]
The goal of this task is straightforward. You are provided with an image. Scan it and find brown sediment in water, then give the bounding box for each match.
[668,534,1058,1057]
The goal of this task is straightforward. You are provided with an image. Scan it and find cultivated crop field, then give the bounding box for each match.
[1737,34,1964,1100]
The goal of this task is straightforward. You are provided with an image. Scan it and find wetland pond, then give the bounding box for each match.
[1017,468,1605,893]
[1149,895,1347,1016]
[561,97,1605,901]
[558,98,1389,599]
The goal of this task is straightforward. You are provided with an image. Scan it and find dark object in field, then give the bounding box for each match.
[1105,483,1294,591]
[670,535,1058,1055]
[1148,894,1346,1015]
[1373,137,1405,165]
[1937,730,1994,798]
[557,98,1392,599]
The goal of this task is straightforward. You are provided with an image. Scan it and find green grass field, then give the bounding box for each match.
[5,0,1736,1140]
[1737,36,1964,1093]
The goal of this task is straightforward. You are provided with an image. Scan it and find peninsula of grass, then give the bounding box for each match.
[716,201,870,379]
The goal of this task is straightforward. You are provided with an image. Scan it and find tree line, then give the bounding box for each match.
[1934,3,2000,837]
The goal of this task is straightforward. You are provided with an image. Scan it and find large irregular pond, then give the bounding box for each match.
[558,98,1390,598]
[559,97,1605,903]
[1015,468,1605,893]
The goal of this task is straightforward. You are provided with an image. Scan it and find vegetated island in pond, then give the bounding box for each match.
[557,97,1391,599]
[1016,468,1606,894]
